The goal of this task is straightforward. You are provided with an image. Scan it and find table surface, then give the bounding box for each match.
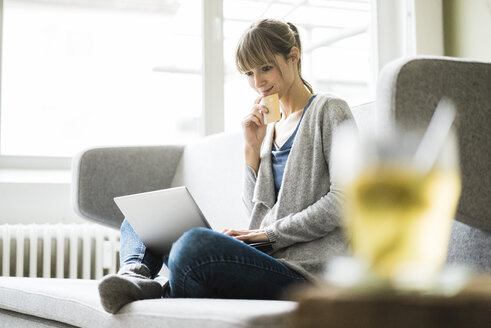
[288,274,491,328]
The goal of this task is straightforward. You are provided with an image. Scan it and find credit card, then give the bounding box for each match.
[261,93,281,124]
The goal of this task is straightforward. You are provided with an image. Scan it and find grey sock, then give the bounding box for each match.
[162,280,171,298]
[98,263,162,314]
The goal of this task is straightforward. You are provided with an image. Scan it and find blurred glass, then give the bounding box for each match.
[336,122,462,290]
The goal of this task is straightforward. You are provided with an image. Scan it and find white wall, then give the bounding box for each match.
[0,179,83,224]
[443,0,491,60]
[413,0,444,56]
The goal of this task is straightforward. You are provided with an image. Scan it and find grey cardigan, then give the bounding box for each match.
[243,94,356,282]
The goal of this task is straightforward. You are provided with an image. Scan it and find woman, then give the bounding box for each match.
[98,18,355,314]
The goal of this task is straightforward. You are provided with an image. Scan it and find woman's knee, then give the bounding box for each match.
[168,228,217,267]
[175,227,216,250]
[182,227,214,241]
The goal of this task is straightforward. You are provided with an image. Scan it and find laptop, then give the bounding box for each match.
[114,186,273,255]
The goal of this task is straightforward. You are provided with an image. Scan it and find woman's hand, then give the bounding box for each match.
[242,97,268,151]
[221,228,269,243]
[242,97,268,173]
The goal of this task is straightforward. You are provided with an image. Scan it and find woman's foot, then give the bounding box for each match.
[98,263,162,314]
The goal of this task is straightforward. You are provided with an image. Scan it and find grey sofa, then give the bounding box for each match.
[0,56,489,327]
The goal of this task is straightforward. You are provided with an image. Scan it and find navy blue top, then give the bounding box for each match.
[271,95,316,199]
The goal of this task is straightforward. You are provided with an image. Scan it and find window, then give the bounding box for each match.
[223,0,374,133]
[0,0,375,160]
[0,0,202,157]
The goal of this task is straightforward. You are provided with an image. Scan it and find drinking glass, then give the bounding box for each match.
[334,119,462,290]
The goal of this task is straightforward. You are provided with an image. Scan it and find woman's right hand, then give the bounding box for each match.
[242,97,268,151]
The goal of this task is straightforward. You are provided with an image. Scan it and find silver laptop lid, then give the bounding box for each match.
[114,186,211,255]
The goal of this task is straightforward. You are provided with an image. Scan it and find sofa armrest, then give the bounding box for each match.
[71,145,184,228]
[376,56,491,233]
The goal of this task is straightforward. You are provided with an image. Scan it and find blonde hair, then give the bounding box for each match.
[235,19,313,94]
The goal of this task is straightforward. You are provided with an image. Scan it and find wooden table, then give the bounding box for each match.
[288,275,491,328]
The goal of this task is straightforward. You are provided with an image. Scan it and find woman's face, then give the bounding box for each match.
[245,54,295,100]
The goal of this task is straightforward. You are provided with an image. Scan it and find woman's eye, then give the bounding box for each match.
[245,71,253,77]
[262,66,273,72]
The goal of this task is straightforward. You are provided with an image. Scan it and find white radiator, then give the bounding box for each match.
[0,223,120,279]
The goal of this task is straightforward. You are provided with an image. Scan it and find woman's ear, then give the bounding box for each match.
[289,47,300,64]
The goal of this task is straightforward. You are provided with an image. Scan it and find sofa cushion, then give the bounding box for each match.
[0,308,72,328]
[171,132,249,231]
[350,102,376,137]
[0,277,297,328]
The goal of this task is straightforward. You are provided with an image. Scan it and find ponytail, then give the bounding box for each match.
[287,22,313,94]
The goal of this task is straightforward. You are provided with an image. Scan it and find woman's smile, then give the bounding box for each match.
[261,86,275,96]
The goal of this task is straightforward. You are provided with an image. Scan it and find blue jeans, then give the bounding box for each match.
[120,219,307,299]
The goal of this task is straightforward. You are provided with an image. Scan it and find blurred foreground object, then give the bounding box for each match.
[288,274,491,328]
[375,57,491,274]
[334,98,461,289]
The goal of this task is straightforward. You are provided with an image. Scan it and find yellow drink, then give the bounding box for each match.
[344,166,461,286]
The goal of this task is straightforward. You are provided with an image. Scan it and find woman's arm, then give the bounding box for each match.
[242,97,268,173]
[264,184,346,250]
[242,165,257,216]
[264,98,356,250]
[241,97,269,215]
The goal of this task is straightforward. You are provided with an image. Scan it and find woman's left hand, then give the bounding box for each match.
[221,228,268,243]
